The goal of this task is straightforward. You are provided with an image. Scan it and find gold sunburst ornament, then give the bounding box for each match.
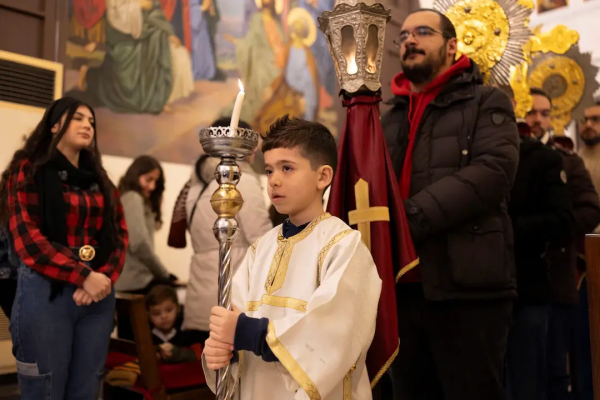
[434,0,533,85]
[510,62,533,119]
[509,24,581,121]
[527,45,599,134]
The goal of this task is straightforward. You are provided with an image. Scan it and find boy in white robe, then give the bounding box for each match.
[202,115,382,400]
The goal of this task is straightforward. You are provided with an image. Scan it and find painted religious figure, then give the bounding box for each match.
[75,0,194,114]
[220,0,285,124]
[253,7,320,133]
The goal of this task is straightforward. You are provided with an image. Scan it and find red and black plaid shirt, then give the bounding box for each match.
[8,160,128,287]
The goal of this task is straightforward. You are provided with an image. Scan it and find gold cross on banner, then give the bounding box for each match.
[347,179,390,251]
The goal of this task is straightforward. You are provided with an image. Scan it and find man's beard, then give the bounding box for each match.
[530,122,546,138]
[582,127,600,146]
[401,45,446,85]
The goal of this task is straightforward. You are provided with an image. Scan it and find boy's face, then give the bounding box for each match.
[149,299,178,333]
[264,147,332,220]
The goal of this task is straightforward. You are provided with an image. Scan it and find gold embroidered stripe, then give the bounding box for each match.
[266,321,321,400]
[264,213,331,294]
[246,294,308,313]
[395,258,420,283]
[370,343,400,389]
[230,350,245,395]
[251,238,260,254]
[317,229,354,287]
[343,365,356,400]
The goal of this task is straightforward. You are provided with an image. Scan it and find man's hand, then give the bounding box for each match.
[73,288,93,306]
[82,271,111,302]
[209,305,242,345]
[204,337,234,371]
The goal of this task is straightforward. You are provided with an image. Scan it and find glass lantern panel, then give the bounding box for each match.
[328,32,342,78]
[365,24,379,74]
[341,25,358,75]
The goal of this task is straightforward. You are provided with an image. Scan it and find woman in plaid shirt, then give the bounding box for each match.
[0,97,128,399]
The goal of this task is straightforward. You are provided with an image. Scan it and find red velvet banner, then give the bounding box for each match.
[327,94,418,386]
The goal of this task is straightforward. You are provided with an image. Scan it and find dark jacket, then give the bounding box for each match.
[545,141,600,304]
[509,137,574,305]
[382,61,519,301]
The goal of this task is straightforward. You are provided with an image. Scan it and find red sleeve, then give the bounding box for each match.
[8,160,92,286]
[98,188,129,285]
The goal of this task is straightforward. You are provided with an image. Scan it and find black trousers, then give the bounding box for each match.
[392,285,512,400]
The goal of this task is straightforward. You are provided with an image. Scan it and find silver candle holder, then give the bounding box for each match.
[199,126,259,400]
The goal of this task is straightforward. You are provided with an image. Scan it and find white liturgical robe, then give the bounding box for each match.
[202,213,382,400]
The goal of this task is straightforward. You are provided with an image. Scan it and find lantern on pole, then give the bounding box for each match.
[318,0,391,94]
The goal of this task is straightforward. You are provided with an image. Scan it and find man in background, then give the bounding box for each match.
[526,88,600,399]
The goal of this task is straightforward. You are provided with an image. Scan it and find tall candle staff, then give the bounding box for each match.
[199,80,258,400]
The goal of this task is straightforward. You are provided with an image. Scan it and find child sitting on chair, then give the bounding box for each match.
[146,285,203,363]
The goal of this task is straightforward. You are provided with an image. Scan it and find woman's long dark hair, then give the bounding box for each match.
[118,155,165,227]
[0,99,119,238]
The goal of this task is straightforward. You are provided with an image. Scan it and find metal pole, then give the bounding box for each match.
[199,127,258,400]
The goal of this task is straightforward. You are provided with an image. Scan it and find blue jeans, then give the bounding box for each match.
[10,265,115,400]
[505,304,551,400]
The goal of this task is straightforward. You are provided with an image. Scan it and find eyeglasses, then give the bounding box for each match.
[394,26,447,47]
[584,115,600,124]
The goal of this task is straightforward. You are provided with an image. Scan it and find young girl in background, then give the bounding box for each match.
[115,155,176,294]
[0,97,128,399]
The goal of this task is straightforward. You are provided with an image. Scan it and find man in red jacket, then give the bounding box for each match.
[382,9,519,400]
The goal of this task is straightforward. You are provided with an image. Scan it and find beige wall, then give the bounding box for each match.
[103,156,194,282]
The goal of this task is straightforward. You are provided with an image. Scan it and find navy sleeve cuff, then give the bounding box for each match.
[234,313,279,362]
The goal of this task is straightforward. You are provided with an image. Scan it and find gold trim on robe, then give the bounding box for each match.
[266,321,321,400]
[317,229,354,287]
[264,213,331,294]
[343,363,357,400]
[246,294,308,313]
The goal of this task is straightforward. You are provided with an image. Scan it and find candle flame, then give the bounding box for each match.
[238,79,244,92]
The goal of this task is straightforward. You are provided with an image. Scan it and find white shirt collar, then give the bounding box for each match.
[152,327,177,343]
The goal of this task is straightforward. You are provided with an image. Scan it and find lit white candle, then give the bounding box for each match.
[230,79,245,130]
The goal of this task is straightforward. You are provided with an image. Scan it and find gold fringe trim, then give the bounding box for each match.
[370,343,399,389]
[395,258,420,283]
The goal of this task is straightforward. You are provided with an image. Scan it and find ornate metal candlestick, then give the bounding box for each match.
[199,126,259,400]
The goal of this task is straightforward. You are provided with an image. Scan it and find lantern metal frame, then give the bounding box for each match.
[318,2,391,93]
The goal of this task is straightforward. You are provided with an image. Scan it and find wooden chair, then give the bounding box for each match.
[103,293,214,400]
[585,234,600,399]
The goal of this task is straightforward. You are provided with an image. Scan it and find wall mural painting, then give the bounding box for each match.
[536,0,568,13]
[65,0,338,164]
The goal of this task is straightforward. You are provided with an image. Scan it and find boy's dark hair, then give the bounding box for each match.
[530,87,552,105]
[145,285,179,310]
[262,115,338,174]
